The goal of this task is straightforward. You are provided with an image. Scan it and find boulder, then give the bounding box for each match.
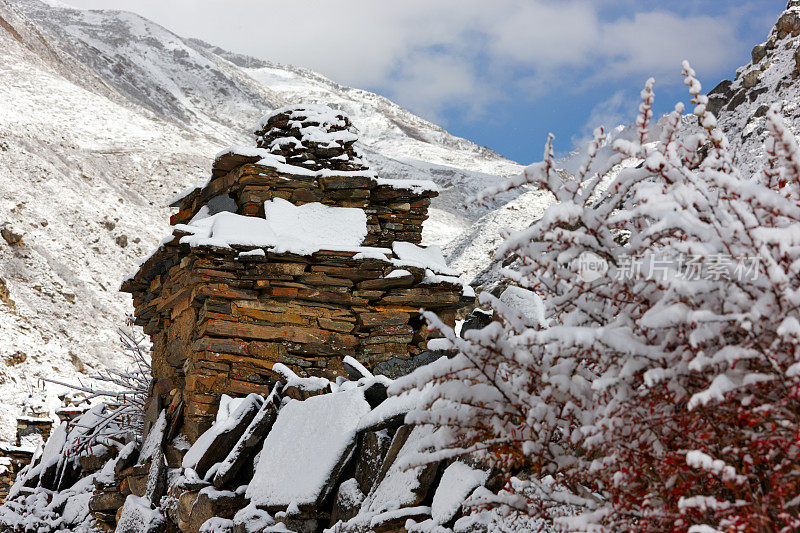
[79,445,116,473]
[88,489,127,513]
[743,70,762,89]
[213,394,279,489]
[183,394,263,479]
[353,429,392,495]
[116,495,166,533]
[246,388,371,511]
[330,478,364,524]
[143,448,167,507]
[752,43,767,64]
[367,426,440,514]
[372,351,442,379]
[460,308,493,338]
[188,487,247,533]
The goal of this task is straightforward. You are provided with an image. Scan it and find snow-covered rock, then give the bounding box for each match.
[246,388,371,509]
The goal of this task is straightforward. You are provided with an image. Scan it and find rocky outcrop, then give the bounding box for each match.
[702,1,800,177]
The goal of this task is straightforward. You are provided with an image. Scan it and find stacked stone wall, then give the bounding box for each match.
[170,162,435,247]
[124,242,469,439]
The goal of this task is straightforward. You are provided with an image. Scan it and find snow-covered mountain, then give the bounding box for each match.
[2,0,793,442]
[0,0,529,437]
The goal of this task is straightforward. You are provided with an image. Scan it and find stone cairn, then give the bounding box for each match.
[122,104,472,441]
[253,106,366,172]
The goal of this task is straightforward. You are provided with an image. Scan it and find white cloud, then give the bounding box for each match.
[484,1,601,69]
[384,52,490,123]
[572,90,631,148]
[598,12,741,81]
[60,0,745,120]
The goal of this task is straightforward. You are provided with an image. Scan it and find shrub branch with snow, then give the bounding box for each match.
[390,62,800,531]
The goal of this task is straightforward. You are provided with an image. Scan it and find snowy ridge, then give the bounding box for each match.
[709,2,800,176]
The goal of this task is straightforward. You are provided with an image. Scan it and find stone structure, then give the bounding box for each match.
[122,105,473,440]
[0,412,54,502]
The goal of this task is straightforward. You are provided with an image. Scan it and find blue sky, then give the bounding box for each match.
[63,0,787,164]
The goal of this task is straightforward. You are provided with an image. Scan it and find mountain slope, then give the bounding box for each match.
[14,0,524,241]
[0,0,220,437]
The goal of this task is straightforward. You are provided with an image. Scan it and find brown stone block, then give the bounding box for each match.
[183,417,213,442]
[296,287,368,306]
[155,285,195,315]
[233,300,289,313]
[357,273,415,290]
[237,307,310,326]
[266,286,298,298]
[165,340,189,368]
[246,341,287,360]
[372,325,415,336]
[193,336,249,356]
[201,319,359,349]
[191,392,219,404]
[357,311,411,327]
[227,379,272,396]
[325,188,370,200]
[298,272,354,287]
[319,175,374,189]
[185,399,219,418]
[170,209,192,226]
[229,366,274,385]
[318,318,356,333]
[291,188,323,203]
[198,360,230,373]
[195,349,278,371]
[363,333,414,345]
[313,249,361,258]
[240,189,291,203]
[195,268,237,279]
[382,288,463,308]
[286,342,356,359]
[310,265,383,281]
[362,342,408,355]
[240,203,262,216]
[339,200,370,208]
[197,284,257,300]
[198,310,240,325]
[260,262,307,276]
[352,289,383,300]
[185,376,223,397]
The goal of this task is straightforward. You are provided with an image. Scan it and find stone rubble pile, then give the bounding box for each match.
[0,364,500,533]
[253,106,367,172]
